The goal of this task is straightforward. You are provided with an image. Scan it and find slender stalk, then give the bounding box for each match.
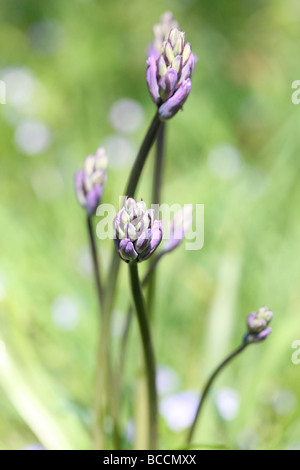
[129,262,158,450]
[94,249,120,450]
[87,218,119,448]
[103,246,121,325]
[147,122,166,318]
[101,110,162,331]
[106,111,162,347]
[87,216,104,314]
[119,251,165,379]
[126,113,161,197]
[186,342,249,445]
[152,122,166,209]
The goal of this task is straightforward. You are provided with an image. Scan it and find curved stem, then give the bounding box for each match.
[129,262,158,450]
[186,342,249,445]
[87,216,104,315]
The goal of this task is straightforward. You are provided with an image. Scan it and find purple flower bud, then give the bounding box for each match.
[179,54,195,84]
[246,328,272,344]
[85,186,103,215]
[146,56,160,105]
[114,198,163,263]
[245,307,273,344]
[163,206,193,253]
[75,147,107,216]
[139,220,163,261]
[256,327,272,342]
[135,229,151,254]
[119,239,138,262]
[247,315,267,333]
[146,22,195,120]
[158,68,178,101]
[158,79,192,120]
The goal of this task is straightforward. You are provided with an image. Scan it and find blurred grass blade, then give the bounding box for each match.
[0,346,90,450]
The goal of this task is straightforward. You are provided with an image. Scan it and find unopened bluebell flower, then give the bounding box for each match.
[75,147,107,216]
[163,205,193,254]
[114,198,163,263]
[148,12,179,60]
[146,27,195,120]
[245,307,273,343]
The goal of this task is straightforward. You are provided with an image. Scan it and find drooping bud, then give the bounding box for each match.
[245,307,273,344]
[163,205,193,254]
[114,198,163,263]
[146,24,195,120]
[75,147,107,216]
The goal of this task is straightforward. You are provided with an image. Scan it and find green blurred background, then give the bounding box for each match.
[1,0,300,450]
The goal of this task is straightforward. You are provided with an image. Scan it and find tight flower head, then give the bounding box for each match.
[75,147,107,216]
[146,26,195,120]
[245,307,273,343]
[114,198,163,263]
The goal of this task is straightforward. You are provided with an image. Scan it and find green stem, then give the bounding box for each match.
[87,216,104,314]
[186,342,249,445]
[94,249,120,450]
[119,304,134,381]
[125,113,161,197]
[102,111,162,333]
[146,271,156,321]
[147,122,166,318]
[119,251,165,379]
[152,122,166,209]
[129,262,158,450]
